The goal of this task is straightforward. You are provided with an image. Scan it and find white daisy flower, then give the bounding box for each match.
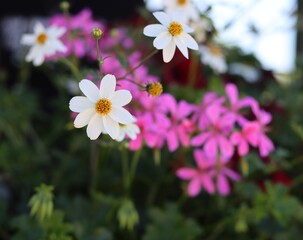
[69,74,135,140]
[163,0,200,22]
[143,11,199,63]
[20,21,66,66]
[199,43,227,73]
[116,122,140,142]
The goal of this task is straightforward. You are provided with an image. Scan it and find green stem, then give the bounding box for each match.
[95,39,103,78]
[129,148,142,186]
[121,147,130,195]
[90,141,100,193]
[117,49,158,80]
[59,57,81,81]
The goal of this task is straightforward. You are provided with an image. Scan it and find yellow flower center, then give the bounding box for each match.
[147,82,163,97]
[95,98,112,115]
[169,22,183,36]
[37,33,47,44]
[177,0,187,6]
[209,44,223,56]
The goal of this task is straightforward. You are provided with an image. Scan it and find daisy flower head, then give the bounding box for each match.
[69,74,135,140]
[20,21,67,66]
[143,11,199,63]
[116,121,141,142]
[163,0,200,22]
[199,42,227,73]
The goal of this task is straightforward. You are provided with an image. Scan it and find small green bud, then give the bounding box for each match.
[60,1,70,13]
[28,183,54,222]
[117,199,139,231]
[92,28,103,40]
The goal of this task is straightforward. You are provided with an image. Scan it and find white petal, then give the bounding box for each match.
[34,22,45,34]
[183,24,194,33]
[69,96,94,112]
[74,108,95,128]
[143,24,166,37]
[153,12,171,27]
[79,79,100,102]
[175,36,188,59]
[48,25,66,38]
[153,31,172,50]
[181,33,199,50]
[20,34,35,45]
[32,52,45,66]
[109,106,135,124]
[86,114,103,140]
[103,115,119,139]
[100,74,116,99]
[162,39,176,63]
[111,90,132,107]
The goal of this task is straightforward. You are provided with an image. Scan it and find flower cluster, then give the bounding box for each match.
[19,0,275,199]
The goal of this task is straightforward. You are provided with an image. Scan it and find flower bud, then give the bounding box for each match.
[92,28,103,40]
[28,183,54,222]
[117,199,139,230]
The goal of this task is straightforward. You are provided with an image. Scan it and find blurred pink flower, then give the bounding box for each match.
[224,83,256,126]
[176,149,215,197]
[211,156,241,196]
[49,8,104,58]
[161,94,195,152]
[191,105,234,159]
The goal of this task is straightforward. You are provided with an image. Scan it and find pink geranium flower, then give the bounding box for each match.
[247,102,275,157]
[191,105,234,159]
[161,94,195,152]
[211,156,241,196]
[230,123,259,156]
[176,149,215,197]
[192,92,225,130]
[224,83,256,126]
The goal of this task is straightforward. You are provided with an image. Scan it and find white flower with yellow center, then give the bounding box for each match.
[20,21,66,66]
[116,122,140,142]
[143,11,199,63]
[69,74,135,140]
[163,0,200,22]
[199,43,227,73]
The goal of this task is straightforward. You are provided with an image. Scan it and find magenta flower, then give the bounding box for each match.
[230,123,259,156]
[176,149,215,197]
[191,105,234,159]
[248,102,275,157]
[161,94,195,152]
[49,8,104,58]
[224,83,256,126]
[192,92,225,130]
[211,156,241,196]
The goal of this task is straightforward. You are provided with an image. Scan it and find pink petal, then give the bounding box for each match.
[204,137,218,159]
[176,168,197,180]
[166,129,179,152]
[191,132,211,146]
[217,174,230,196]
[225,83,238,107]
[218,136,234,158]
[201,175,215,194]
[188,177,202,197]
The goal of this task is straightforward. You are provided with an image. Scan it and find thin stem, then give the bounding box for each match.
[129,148,142,186]
[95,39,103,78]
[90,141,100,193]
[117,49,158,80]
[121,147,130,195]
[59,57,81,81]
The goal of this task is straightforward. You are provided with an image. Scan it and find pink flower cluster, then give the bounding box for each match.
[48,8,133,60]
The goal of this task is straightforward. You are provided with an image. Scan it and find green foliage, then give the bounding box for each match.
[143,203,203,240]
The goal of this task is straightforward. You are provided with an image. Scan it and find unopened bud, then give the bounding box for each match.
[92,28,103,40]
[60,1,70,13]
